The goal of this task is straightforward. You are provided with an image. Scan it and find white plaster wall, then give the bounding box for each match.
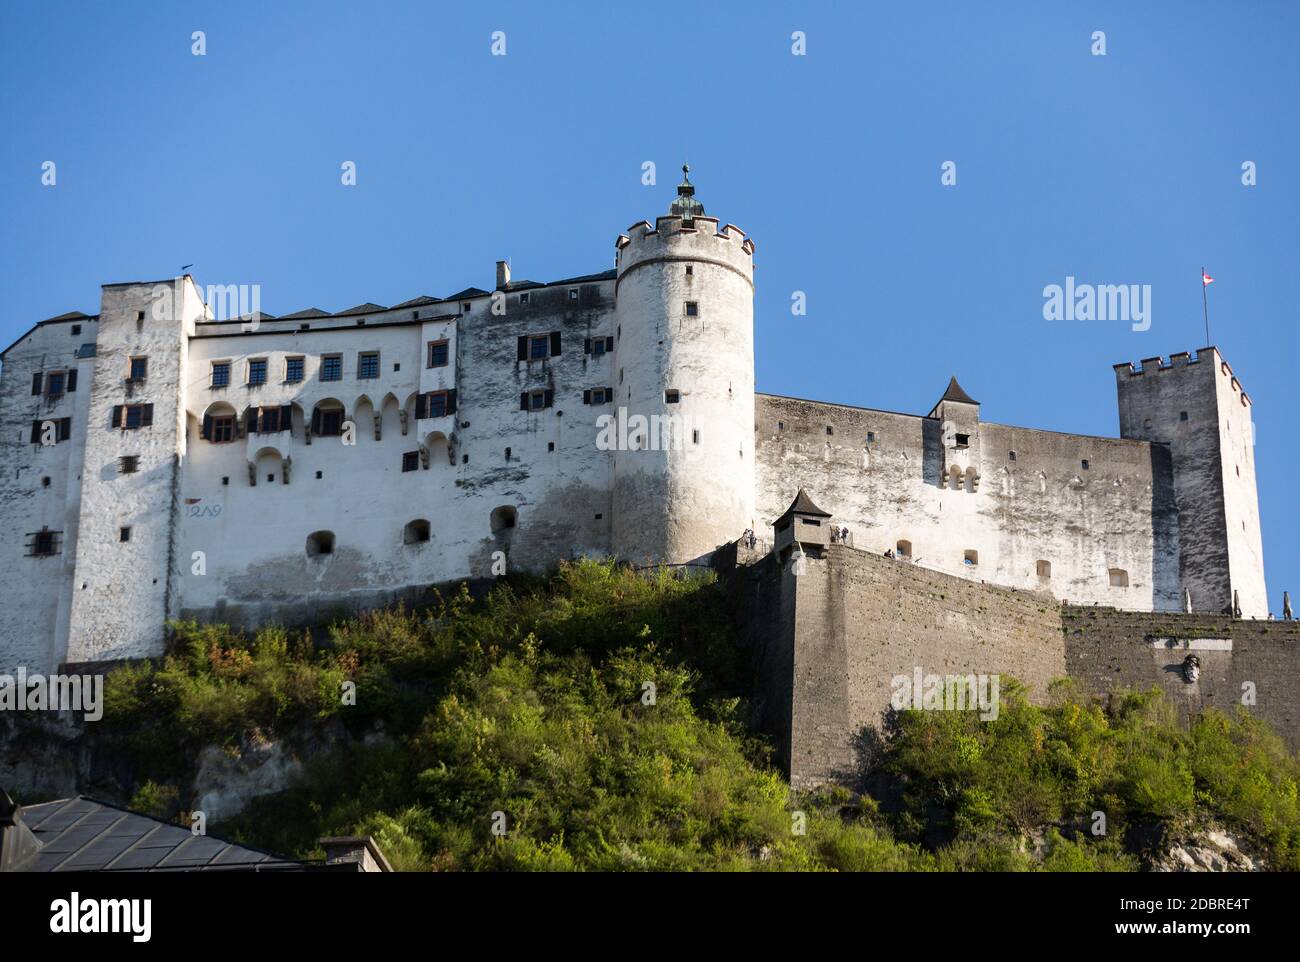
[754,393,1175,610]
[0,317,98,673]
[612,217,755,564]
[1214,354,1267,617]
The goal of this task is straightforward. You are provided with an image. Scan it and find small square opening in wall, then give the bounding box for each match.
[955,433,970,448]
[692,429,700,444]
[778,421,785,431]
[826,425,834,435]
[41,476,50,488]
[594,513,603,520]
[1180,411,1189,421]
[519,293,530,305]
[685,301,699,317]
[569,288,579,300]
[963,550,979,566]
[664,389,680,404]
[867,431,875,443]
[1009,451,1016,461]
[685,264,693,276]
[118,455,139,474]
[1081,459,1090,470]
[315,471,322,479]
[119,527,131,543]
[222,476,229,486]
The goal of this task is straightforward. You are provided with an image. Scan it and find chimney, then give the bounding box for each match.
[496,260,510,290]
[318,835,393,873]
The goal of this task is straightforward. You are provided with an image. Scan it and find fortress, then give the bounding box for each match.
[2,170,1292,786]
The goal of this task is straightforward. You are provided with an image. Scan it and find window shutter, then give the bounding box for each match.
[605,337,614,353]
[544,389,554,408]
[583,389,591,405]
[59,418,71,441]
[584,337,592,355]
[141,404,154,427]
[311,407,322,435]
[446,389,457,415]
[550,331,561,357]
[32,373,42,395]
[67,370,77,392]
[517,336,527,361]
[30,421,41,443]
[281,405,293,433]
[201,414,212,439]
[520,392,529,411]
[111,405,123,429]
[415,394,427,420]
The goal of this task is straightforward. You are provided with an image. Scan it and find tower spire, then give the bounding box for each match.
[669,163,704,223]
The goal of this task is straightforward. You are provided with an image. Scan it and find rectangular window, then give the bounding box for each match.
[321,355,342,381]
[519,292,530,305]
[568,288,579,300]
[120,526,132,543]
[113,404,153,430]
[955,433,970,448]
[315,409,343,437]
[685,301,699,317]
[209,415,235,443]
[402,451,420,472]
[427,340,449,368]
[30,418,72,443]
[30,530,60,557]
[664,389,681,404]
[211,361,231,387]
[31,372,43,395]
[358,352,379,379]
[285,357,304,382]
[520,389,553,412]
[584,387,612,405]
[46,372,65,397]
[248,358,268,385]
[129,357,148,381]
[118,455,139,474]
[529,335,550,360]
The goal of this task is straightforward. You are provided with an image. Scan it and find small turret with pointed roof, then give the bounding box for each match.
[773,488,832,556]
[928,375,980,419]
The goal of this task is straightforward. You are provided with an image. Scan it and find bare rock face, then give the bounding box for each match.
[192,731,304,824]
[1149,826,1259,872]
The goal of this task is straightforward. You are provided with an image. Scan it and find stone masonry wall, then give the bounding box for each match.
[1063,606,1300,748]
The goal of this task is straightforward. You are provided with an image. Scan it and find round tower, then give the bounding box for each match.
[610,167,756,564]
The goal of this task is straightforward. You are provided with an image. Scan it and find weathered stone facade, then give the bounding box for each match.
[0,175,1272,676]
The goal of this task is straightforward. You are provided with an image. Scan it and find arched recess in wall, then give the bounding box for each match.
[1036,559,1051,579]
[197,401,239,445]
[254,446,285,485]
[380,392,402,438]
[490,505,518,536]
[403,519,431,544]
[424,431,451,469]
[353,394,376,442]
[306,530,335,557]
[1108,567,1129,588]
[311,398,345,438]
[948,464,963,491]
[896,539,913,559]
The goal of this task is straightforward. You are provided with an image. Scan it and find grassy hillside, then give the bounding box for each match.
[99,561,1300,871]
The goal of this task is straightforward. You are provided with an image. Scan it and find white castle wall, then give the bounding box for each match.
[0,193,1273,672]
[753,393,1179,610]
[612,216,755,564]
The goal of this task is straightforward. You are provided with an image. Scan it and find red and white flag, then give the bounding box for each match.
[1202,271,1214,286]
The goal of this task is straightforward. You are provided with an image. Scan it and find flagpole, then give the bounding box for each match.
[1201,266,1210,346]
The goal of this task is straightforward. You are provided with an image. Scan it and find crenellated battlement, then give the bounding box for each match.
[1112,346,1251,406]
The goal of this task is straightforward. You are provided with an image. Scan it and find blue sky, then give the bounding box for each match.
[2,1,1295,609]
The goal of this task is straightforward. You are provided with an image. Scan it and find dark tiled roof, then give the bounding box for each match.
[42,311,92,322]
[279,308,333,320]
[939,376,977,405]
[444,287,489,300]
[20,796,292,872]
[780,488,831,519]
[335,302,388,315]
[392,295,439,308]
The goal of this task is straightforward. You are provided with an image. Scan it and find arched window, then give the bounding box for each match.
[306,530,335,557]
[896,539,912,559]
[1036,560,1051,579]
[404,519,431,544]
[311,399,345,437]
[200,402,238,444]
[490,506,517,535]
[1108,568,1129,587]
